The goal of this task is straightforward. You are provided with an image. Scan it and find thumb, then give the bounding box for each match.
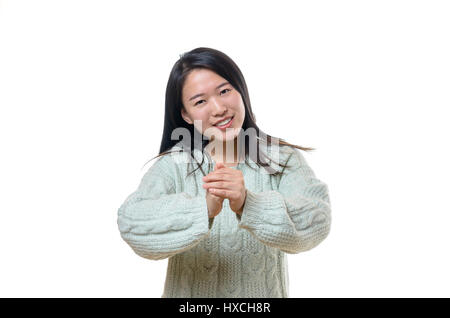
[215,162,225,170]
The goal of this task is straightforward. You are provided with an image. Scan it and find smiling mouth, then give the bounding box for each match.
[214,116,234,128]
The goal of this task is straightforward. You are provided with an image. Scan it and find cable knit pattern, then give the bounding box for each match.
[117,142,332,297]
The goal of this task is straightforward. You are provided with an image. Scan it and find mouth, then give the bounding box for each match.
[213,116,234,129]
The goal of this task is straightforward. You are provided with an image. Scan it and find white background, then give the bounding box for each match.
[1,0,449,297]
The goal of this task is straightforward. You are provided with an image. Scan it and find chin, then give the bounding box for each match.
[204,126,239,141]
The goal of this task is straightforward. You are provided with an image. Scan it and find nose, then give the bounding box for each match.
[210,97,227,116]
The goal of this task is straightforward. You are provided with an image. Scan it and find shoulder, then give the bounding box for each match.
[265,142,300,164]
[265,142,310,173]
[149,143,207,176]
[143,145,186,176]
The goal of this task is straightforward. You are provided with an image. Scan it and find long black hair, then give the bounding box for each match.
[143,47,315,177]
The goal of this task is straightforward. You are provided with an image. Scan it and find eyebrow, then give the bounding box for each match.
[188,82,230,101]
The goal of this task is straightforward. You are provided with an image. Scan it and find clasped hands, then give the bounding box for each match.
[202,162,247,215]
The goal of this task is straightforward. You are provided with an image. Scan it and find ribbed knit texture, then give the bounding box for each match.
[117,142,332,298]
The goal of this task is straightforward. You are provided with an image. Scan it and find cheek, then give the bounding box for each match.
[228,94,240,104]
[192,110,211,131]
[233,101,246,121]
[229,94,245,112]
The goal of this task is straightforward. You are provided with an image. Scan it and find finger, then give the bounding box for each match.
[208,188,232,198]
[212,168,234,175]
[214,161,227,170]
[207,188,224,200]
[203,181,235,190]
[203,172,235,182]
[215,162,225,169]
[204,168,235,179]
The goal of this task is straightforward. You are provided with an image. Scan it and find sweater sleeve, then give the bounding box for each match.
[117,154,213,260]
[236,147,332,254]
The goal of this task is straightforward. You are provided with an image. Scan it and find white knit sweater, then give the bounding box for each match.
[117,143,332,297]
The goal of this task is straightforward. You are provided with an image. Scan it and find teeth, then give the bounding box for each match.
[215,117,232,126]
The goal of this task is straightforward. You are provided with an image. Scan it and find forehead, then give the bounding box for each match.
[183,69,226,94]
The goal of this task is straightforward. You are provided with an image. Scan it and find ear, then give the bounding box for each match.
[181,107,193,125]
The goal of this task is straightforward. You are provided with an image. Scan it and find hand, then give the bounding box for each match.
[202,162,247,215]
[205,163,225,218]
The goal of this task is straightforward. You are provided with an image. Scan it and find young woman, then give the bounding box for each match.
[117,47,332,298]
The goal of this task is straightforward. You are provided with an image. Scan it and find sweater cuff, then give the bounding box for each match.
[235,189,286,229]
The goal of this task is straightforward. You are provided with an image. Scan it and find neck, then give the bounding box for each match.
[206,137,241,165]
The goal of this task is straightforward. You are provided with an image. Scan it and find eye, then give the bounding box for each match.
[194,88,231,106]
[194,100,205,106]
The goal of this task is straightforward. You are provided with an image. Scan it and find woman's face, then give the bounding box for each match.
[181,68,245,142]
